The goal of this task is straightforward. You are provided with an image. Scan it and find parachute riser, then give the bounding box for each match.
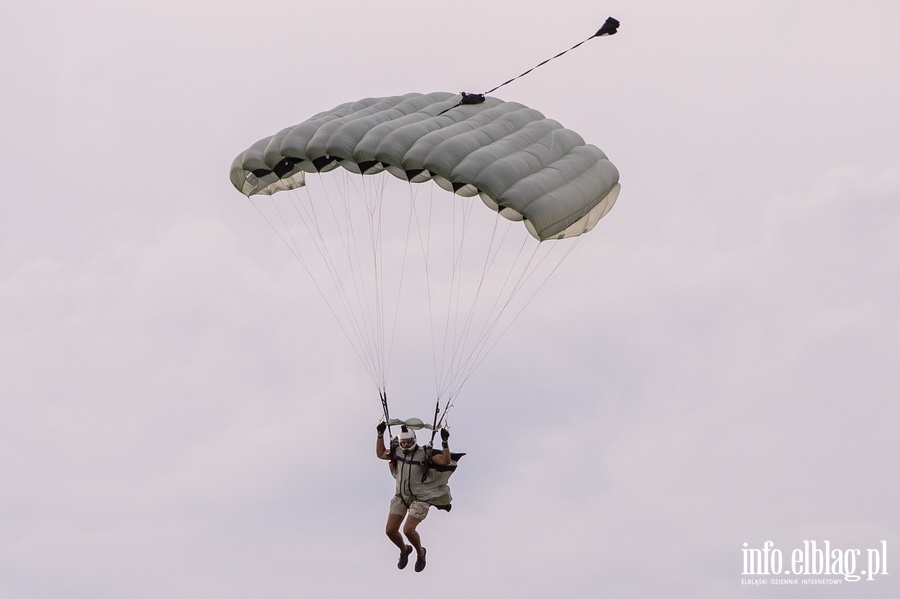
[380,390,393,439]
[429,393,442,446]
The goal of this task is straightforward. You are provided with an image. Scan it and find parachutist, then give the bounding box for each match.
[376,423,454,571]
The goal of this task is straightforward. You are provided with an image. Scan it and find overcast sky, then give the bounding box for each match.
[3,1,899,597]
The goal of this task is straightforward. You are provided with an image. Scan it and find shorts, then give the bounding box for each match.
[389,495,430,521]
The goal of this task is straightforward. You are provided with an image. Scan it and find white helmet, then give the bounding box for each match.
[397,426,417,452]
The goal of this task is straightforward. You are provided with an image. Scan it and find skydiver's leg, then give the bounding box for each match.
[402,515,424,556]
[402,501,431,557]
[385,513,407,551]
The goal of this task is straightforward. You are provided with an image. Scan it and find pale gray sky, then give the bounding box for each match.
[3,1,899,597]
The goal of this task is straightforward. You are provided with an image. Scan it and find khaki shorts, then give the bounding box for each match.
[389,495,430,521]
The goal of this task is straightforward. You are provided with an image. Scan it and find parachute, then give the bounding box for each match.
[229,92,619,429]
[231,92,619,240]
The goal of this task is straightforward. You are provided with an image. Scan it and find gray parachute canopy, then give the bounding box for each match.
[229,92,619,241]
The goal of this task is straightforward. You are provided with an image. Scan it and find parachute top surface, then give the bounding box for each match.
[229,92,619,240]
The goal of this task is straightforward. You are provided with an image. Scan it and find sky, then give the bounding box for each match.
[2,1,899,597]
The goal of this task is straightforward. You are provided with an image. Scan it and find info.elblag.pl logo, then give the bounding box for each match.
[741,540,889,585]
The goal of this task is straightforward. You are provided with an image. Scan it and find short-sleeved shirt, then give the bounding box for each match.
[390,445,449,504]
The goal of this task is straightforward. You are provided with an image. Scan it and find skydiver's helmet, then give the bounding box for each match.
[397,426,417,453]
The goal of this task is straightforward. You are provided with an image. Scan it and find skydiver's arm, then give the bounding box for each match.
[375,421,392,460]
[431,436,451,466]
[431,449,451,466]
[376,433,391,460]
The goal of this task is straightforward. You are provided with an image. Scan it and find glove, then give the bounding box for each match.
[377,421,387,435]
[440,427,450,441]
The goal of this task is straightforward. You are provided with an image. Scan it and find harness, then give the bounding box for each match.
[393,445,426,508]
[393,451,429,468]
[390,443,466,511]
